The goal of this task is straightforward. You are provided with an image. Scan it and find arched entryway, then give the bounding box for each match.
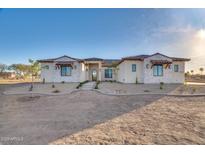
[92,69,97,81]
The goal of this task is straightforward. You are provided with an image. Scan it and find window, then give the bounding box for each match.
[42,65,49,70]
[174,65,179,72]
[105,69,112,78]
[153,65,163,76]
[132,64,136,72]
[61,66,72,76]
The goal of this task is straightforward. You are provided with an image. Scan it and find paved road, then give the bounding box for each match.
[0,85,162,144]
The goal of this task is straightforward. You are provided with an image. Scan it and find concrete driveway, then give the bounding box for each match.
[0,84,162,144]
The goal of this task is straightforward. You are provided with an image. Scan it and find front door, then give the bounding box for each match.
[92,69,97,81]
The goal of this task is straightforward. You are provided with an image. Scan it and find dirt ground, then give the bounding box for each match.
[4,82,78,94]
[0,84,161,144]
[0,79,40,84]
[1,84,205,145]
[171,84,205,95]
[99,82,180,94]
[51,96,205,145]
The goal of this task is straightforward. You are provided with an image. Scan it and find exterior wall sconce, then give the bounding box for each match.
[146,64,149,69]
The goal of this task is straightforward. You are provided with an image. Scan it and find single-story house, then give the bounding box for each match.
[38,53,190,84]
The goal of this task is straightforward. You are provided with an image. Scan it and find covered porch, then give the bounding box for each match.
[84,60,102,81]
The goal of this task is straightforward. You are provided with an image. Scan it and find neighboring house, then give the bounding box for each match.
[0,70,16,79]
[38,53,190,84]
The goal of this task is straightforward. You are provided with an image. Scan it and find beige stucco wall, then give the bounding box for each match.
[40,61,84,83]
[116,60,143,83]
[143,54,185,83]
[79,63,86,82]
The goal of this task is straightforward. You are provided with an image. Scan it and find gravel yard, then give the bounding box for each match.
[4,82,79,94]
[171,84,205,95]
[98,82,180,94]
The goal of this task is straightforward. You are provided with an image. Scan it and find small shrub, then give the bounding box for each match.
[42,78,45,84]
[191,88,196,94]
[95,80,100,89]
[136,77,138,84]
[144,90,150,92]
[76,80,89,89]
[160,82,164,90]
[53,89,60,93]
[29,84,33,91]
[52,84,55,88]
[61,81,65,84]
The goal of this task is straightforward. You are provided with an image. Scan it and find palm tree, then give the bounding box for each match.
[191,70,194,76]
[199,67,204,79]
[199,67,204,75]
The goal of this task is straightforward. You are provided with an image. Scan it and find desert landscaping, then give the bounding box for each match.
[3,82,79,95]
[98,82,180,94]
[1,82,205,144]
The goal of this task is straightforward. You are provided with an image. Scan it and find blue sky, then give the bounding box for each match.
[0,9,205,71]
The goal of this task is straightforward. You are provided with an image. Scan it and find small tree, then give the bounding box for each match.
[0,63,7,73]
[28,59,40,91]
[9,64,30,79]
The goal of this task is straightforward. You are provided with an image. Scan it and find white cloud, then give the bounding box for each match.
[154,25,195,34]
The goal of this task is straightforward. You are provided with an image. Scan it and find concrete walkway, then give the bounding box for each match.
[80,81,96,90]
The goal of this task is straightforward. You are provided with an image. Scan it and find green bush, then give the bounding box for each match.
[42,78,45,84]
[136,77,138,84]
[160,82,164,90]
[95,80,100,89]
[29,84,33,91]
[144,90,150,92]
[76,80,89,89]
[53,89,60,93]
[192,88,196,94]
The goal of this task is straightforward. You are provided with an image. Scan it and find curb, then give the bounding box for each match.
[92,89,205,97]
[3,89,81,96]
[3,89,205,97]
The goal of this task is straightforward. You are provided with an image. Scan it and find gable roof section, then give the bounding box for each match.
[118,52,190,65]
[38,55,82,63]
[38,53,190,66]
[84,57,103,61]
[102,59,120,67]
[122,54,150,61]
